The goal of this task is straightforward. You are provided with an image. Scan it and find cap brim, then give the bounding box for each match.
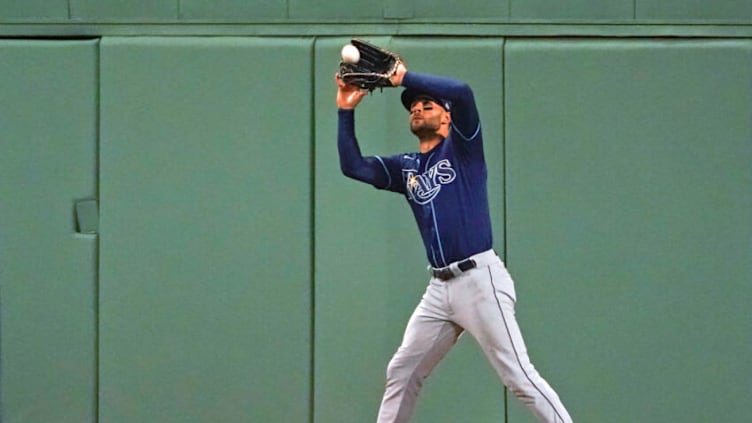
[401,88,450,111]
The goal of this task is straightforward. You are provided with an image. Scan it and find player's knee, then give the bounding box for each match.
[385,355,423,391]
[502,366,540,402]
[385,355,410,384]
[506,381,534,403]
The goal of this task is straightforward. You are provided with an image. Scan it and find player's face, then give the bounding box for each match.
[409,100,448,138]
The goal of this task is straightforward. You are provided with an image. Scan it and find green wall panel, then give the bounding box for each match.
[412,0,509,19]
[180,0,287,20]
[0,0,67,19]
[71,0,178,20]
[504,39,752,423]
[289,0,384,19]
[637,0,752,21]
[314,37,506,423]
[4,0,752,28]
[511,0,632,20]
[0,39,98,423]
[99,37,313,423]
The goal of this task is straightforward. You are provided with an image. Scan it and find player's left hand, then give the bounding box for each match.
[335,73,368,110]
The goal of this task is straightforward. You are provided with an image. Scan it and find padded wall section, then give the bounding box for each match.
[0,0,67,19]
[0,39,98,423]
[411,0,509,19]
[4,0,752,23]
[511,0,632,20]
[314,37,506,423]
[99,37,313,423]
[637,0,752,21]
[71,0,178,20]
[180,0,287,19]
[289,0,384,19]
[505,39,752,423]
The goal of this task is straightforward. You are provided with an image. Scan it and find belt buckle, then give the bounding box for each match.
[458,259,476,272]
[432,258,477,281]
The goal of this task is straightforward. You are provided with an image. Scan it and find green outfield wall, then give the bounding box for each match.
[1,2,750,423]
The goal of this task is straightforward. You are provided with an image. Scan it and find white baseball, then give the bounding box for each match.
[341,44,360,64]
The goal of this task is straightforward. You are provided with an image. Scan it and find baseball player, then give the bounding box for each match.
[335,61,573,423]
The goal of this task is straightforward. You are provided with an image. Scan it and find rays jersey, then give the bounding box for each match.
[337,71,492,268]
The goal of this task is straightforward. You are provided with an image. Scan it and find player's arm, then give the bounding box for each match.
[337,109,393,189]
[335,75,394,189]
[396,68,481,141]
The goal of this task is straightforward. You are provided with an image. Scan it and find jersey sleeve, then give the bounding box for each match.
[401,71,481,142]
[337,109,404,193]
[372,154,407,194]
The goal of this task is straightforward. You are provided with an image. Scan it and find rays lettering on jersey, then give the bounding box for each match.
[402,159,457,204]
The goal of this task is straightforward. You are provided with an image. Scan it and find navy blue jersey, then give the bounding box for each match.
[338,71,492,268]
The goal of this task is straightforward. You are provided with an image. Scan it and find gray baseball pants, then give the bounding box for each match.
[375,249,572,423]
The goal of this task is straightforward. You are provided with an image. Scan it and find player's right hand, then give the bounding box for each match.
[335,73,368,110]
[390,62,407,87]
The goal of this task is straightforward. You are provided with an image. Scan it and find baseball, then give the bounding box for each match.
[341,44,360,64]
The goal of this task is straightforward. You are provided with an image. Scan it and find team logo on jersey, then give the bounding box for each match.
[403,159,456,204]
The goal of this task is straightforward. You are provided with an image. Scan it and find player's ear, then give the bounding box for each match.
[441,111,451,125]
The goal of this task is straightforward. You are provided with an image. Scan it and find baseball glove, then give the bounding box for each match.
[338,39,402,92]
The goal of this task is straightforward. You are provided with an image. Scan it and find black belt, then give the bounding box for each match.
[431,259,477,281]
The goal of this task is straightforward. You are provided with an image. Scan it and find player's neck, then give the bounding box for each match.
[418,137,444,153]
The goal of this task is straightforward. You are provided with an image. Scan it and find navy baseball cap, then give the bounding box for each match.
[401,88,451,112]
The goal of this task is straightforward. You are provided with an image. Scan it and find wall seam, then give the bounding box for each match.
[93,36,102,423]
[309,35,317,423]
[500,36,509,423]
